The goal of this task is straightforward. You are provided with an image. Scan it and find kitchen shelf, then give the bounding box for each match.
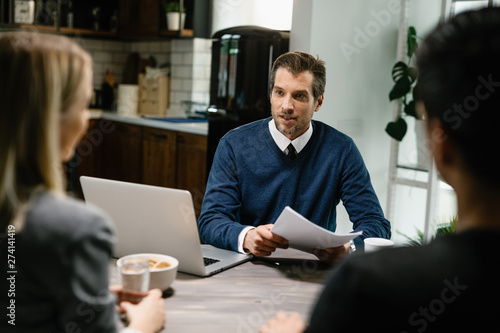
[19,24,57,32]
[0,23,56,32]
[1,0,211,40]
[0,23,118,39]
[160,28,194,38]
[59,27,118,38]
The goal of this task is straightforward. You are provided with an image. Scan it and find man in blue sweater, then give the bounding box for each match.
[198,51,391,263]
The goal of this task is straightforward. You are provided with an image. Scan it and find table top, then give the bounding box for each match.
[110,254,331,333]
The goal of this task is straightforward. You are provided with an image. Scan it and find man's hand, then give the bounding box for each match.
[260,311,306,333]
[243,224,289,256]
[313,242,351,264]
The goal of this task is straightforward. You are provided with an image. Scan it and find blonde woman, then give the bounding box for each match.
[0,32,165,333]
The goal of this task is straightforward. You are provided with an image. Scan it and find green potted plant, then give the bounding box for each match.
[165,1,186,31]
[398,216,457,246]
[385,26,420,142]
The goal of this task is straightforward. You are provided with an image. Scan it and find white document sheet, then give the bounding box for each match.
[271,206,363,253]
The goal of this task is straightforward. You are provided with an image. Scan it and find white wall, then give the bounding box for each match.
[291,0,402,233]
[290,0,455,238]
[211,0,293,35]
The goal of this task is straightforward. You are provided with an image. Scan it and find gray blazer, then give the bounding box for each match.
[1,191,119,332]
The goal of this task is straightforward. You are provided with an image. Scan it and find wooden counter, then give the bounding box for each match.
[89,110,208,136]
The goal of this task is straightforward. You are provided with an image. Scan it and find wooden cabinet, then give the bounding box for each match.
[75,119,102,179]
[0,0,211,39]
[176,131,207,215]
[73,119,110,197]
[0,1,119,38]
[118,0,159,38]
[100,121,143,183]
[142,126,177,188]
[118,0,212,39]
[76,119,208,212]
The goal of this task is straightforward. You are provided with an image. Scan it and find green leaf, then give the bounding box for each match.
[397,229,424,247]
[389,62,412,100]
[391,61,408,83]
[404,100,417,118]
[385,117,408,141]
[389,76,411,101]
[407,26,418,58]
[165,1,186,13]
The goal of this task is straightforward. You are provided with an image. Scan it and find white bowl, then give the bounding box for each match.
[117,253,178,291]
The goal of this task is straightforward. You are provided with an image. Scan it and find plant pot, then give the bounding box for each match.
[166,12,185,31]
[414,119,430,170]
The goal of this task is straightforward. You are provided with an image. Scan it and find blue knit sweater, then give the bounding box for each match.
[198,118,391,252]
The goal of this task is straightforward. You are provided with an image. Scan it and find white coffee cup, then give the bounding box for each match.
[364,237,394,252]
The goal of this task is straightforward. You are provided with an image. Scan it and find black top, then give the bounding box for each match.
[305,229,500,332]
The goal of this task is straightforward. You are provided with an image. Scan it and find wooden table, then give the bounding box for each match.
[110,254,331,333]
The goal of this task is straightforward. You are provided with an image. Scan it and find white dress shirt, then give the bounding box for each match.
[236,119,314,253]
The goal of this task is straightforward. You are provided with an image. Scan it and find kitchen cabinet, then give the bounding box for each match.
[0,0,119,38]
[142,126,177,188]
[176,131,207,216]
[119,0,212,39]
[159,0,212,39]
[1,0,211,39]
[76,119,208,215]
[100,121,143,184]
[118,0,159,38]
[75,119,103,181]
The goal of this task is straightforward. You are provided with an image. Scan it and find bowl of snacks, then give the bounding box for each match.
[117,253,178,291]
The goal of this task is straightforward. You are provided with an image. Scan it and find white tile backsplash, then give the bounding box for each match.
[173,65,193,78]
[167,38,212,116]
[172,39,194,52]
[67,35,211,116]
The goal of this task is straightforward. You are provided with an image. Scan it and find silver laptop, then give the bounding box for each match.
[80,176,252,277]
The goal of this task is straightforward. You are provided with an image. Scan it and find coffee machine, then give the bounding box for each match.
[207,25,290,173]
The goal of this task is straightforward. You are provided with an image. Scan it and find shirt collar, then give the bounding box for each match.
[268,118,313,153]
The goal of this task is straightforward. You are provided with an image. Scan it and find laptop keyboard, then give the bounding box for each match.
[203,257,220,266]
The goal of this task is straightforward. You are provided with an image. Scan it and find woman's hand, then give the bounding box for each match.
[110,286,166,333]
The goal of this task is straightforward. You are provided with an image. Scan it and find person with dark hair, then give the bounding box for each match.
[198,51,391,263]
[260,7,500,332]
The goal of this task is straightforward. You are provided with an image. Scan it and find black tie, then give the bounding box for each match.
[286,143,297,160]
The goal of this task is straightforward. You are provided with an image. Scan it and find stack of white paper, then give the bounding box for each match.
[271,206,362,253]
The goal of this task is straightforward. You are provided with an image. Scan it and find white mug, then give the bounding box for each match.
[364,237,394,252]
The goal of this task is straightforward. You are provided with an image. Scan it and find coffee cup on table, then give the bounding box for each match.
[364,237,394,252]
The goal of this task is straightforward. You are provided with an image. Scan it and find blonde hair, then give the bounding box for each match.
[0,32,92,231]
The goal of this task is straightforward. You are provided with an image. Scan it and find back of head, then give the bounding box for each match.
[416,8,500,188]
[0,32,92,230]
[269,51,326,100]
